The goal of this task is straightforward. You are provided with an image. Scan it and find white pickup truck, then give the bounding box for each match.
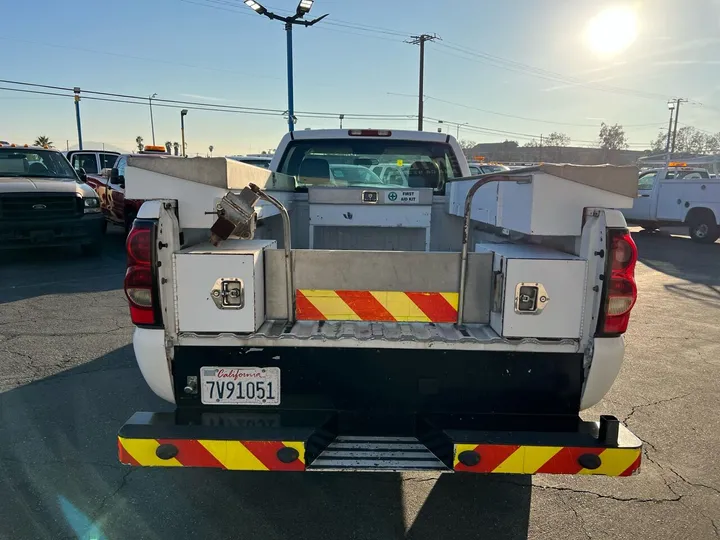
[623,164,720,243]
[116,129,642,477]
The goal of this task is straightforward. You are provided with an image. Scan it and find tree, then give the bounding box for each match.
[34,135,52,147]
[650,130,668,153]
[208,145,214,157]
[707,133,720,154]
[135,136,144,152]
[165,141,172,154]
[598,123,628,151]
[545,132,570,148]
[459,139,477,151]
[172,142,180,156]
[544,132,570,161]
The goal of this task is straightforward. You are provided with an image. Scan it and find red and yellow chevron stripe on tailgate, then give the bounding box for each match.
[296,290,459,323]
[118,437,305,471]
[454,444,641,476]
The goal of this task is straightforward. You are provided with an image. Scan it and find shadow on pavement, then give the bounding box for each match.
[633,231,720,285]
[0,228,127,304]
[0,348,532,540]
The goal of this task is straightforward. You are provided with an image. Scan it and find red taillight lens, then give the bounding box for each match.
[124,220,159,326]
[127,226,151,265]
[600,230,638,335]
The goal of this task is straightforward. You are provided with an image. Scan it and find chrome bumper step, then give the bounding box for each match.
[307,436,449,472]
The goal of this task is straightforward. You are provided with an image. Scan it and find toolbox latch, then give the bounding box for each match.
[211,278,245,309]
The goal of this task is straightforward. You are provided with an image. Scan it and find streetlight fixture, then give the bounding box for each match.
[180,109,188,158]
[149,93,158,146]
[243,0,328,133]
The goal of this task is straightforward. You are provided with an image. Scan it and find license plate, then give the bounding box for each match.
[201,367,280,405]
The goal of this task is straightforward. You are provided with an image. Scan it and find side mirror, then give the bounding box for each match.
[110,168,120,181]
[77,168,87,182]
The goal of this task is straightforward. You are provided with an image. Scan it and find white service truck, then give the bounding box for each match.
[623,164,720,243]
[117,129,642,477]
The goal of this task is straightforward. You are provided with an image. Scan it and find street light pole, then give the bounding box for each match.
[180,109,188,158]
[244,0,328,133]
[149,93,157,146]
[285,22,295,133]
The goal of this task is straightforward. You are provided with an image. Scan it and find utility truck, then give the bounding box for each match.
[623,163,720,243]
[117,129,642,477]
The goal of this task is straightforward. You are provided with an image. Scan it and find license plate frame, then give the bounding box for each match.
[200,367,281,406]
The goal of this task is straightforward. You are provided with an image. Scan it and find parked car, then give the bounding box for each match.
[85,147,168,233]
[228,155,273,169]
[468,163,510,175]
[0,145,104,254]
[66,150,120,178]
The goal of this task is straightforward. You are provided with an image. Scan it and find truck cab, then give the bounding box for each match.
[623,163,720,243]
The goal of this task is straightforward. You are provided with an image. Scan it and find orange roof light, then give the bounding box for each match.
[142,145,168,153]
[668,162,687,167]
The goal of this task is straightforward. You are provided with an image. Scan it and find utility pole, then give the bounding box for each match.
[665,101,675,154]
[539,134,543,162]
[149,93,157,146]
[407,33,440,131]
[73,87,83,151]
[670,98,688,153]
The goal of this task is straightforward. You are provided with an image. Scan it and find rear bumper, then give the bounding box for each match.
[118,411,641,476]
[0,214,104,248]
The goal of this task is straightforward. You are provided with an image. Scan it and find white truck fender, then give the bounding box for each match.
[580,336,625,410]
[133,327,175,403]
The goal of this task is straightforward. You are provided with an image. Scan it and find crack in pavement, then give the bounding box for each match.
[90,468,135,522]
[556,492,592,540]
[623,393,692,425]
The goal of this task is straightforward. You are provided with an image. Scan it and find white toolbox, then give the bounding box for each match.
[476,243,587,339]
[449,165,637,236]
[174,239,277,333]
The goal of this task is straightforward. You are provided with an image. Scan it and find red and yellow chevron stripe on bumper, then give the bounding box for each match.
[454,444,641,476]
[118,437,305,471]
[296,289,459,322]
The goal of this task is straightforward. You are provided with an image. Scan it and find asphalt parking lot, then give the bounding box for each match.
[0,227,718,540]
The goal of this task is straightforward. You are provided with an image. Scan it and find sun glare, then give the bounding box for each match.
[585,6,638,57]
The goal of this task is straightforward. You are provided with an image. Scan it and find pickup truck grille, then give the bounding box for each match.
[0,194,82,221]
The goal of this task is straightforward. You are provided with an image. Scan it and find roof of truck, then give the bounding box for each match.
[286,129,453,142]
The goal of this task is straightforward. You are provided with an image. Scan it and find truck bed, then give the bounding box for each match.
[177,320,579,352]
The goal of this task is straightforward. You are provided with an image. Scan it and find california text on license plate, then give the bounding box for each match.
[201,367,280,405]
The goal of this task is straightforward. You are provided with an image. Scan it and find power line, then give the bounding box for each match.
[0,79,414,120]
[433,41,672,102]
[425,95,666,128]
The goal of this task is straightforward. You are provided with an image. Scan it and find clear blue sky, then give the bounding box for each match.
[2,0,719,155]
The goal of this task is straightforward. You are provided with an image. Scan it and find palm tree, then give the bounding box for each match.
[165,141,172,154]
[135,136,144,152]
[208,145,214,157]
[172,142,180,156]
[34,135,52,147]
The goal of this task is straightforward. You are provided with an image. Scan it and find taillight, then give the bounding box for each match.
[599,229,638,335]
[124,219,161,326]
